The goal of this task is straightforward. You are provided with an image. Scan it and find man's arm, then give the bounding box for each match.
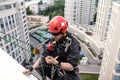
[32,57,41,68]
[22,57,42,75]
[45,56,74,71]
[59,62,74,71]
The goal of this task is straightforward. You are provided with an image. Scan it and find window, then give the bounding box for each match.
[21,2,23,5]
[13,3,16,7]
[12,52,15,58]
[6,45,10,53]
[15,30,17,37]
[19,56,21,62]
[0,43,3,47]
[17,58,19,63]
[118,49,120,61]
[5,4,12,9]
[7,33,11,41]
[23,15,25,19]
[4,36,8,44]
[12,15,14,21]
[13,41,16,48]
[15,13,19,26]
[4,17,9,31]
[112,75,120,80]
[0,5,5,11]
[0,4,12,11]
[8,16,12,30]
[10,43,13,51]
[115,63,120,73]
[0,18,5,33]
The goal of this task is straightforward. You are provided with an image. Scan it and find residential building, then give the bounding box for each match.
[0,0,31,64]
[94,0,120,41]
[47,0,54,6]
[99,2,120,80]
[64,0,95,25]
[39,0,54,11]
[29,4,38,14]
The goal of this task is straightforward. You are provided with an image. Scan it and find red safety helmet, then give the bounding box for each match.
[48,16,68,35]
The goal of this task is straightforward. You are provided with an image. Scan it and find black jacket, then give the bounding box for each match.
[40,33,81,80]
[42,32,81,68]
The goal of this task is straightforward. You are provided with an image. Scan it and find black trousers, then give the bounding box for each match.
[36,65,80,80]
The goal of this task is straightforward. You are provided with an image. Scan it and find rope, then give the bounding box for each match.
[0,31,32,46]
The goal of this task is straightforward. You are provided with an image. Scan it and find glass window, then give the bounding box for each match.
[21,2,23,5]
[4,17,9,31]
[15,30,17,37]
[6,45,10,53]
[118,49,120,60]
[12,52,15,58]
[0,18,5,33]
[10,43,13,51]
[13,41,16,48]
[15,13,19,26]
[13,3,16,7]
[0,5,5,11]
[4,36,8,44]
[112,75,120,80]
[0,4,12,11]
[7,33,11,41]
[0,43,3,47]
[115,64,120,73]
[8,16,12,30]
[5,4,12,9]
[17,58,19,63]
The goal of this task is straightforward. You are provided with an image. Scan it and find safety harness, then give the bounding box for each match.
[30,34,72,80]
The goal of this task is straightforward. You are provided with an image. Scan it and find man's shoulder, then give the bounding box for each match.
[69,34,80,44]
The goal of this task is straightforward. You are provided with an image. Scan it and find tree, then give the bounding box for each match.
[38,0,43,5]
[38,0,65,19]
[26,6,32,15]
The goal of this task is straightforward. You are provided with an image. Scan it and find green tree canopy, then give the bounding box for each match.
[38,0,65,20]
[26,6,32,15]
[38,0,43,5]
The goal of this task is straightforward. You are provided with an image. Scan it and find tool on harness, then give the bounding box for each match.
[51,56,66,80]
[51,56,59,80]
[64,36,72,52]
[33,48,39,54]
[47,41,56,51]
[46,36,72,80]
[37,34,72,80]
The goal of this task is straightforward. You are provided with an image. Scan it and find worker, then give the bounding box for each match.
[23,16,81,80]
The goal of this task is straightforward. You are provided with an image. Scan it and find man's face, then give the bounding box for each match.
[52,34,64,41]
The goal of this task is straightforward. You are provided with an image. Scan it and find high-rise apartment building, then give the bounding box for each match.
[94,0,120,41]
[47,0,54,6]
[0,0,31,64]
[99,2,120,80]
[64,0,95,25]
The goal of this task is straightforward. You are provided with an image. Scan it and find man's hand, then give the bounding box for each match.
[45,56,58,65]
[22,69,31,75]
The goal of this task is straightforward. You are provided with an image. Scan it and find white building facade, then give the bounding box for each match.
[99,2,120,80]
[0,0,31,64]
[94,0,120,41]
[64,0,95,25]
[47,0,54,6]
[29,4,38,14]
